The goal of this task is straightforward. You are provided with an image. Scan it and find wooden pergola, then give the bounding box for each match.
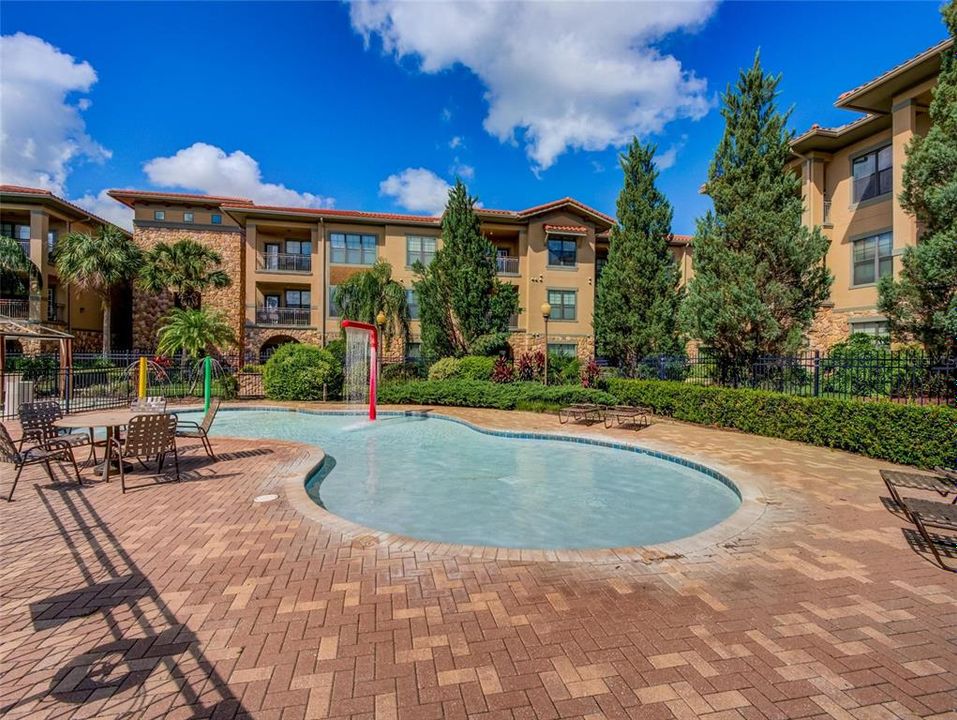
[0,318,74,409]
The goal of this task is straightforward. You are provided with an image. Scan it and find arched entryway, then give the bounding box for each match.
[259,335,299,363]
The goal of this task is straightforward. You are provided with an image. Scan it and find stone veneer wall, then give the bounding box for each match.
[507,332,594,362]
[131,227,245,353]
[806,305,878,353]
[245,327,323,360]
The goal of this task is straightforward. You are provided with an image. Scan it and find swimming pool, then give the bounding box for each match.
[196,409,741,550]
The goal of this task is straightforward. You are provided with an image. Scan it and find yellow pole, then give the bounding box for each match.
[138,356,148,399]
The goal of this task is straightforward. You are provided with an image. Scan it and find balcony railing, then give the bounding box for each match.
[254,306,313,326]
[823,200,832,225]
[48,303,66,323]
[257,252,312,273]
[0,299,29,319]
[496,255,519,275]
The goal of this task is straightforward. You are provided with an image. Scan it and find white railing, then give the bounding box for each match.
[254,306,313,326]
[496,256,519,275]
[0,299,30,319]
[257,252,312,272]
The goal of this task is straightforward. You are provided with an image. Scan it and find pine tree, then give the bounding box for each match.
[680,53,832,374]
[414,180,519,357]
[878,1,957,357]
[593,139,682,372]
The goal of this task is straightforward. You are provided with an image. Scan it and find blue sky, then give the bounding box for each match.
[0,1,948,233]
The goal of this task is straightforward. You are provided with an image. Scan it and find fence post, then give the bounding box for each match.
[813,350,821,398]
[657,354,666,381]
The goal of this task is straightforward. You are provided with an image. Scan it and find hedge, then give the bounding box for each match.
[263,343,340,401]
[608,379,957,469]
[378,379,617,412]
[427,356,496,381]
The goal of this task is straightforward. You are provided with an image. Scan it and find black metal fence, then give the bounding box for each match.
[623,351,956,406]
[1,352,264,420]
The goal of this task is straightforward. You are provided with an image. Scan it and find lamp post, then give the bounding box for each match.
[375,310,386,374]
[540,302,551,386]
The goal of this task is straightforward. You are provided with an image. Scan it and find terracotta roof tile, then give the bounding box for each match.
[2,184,131,236]
[837,38,953,101]
[108,189,255,208]
[221,203,439,224]
[544,224,589,234]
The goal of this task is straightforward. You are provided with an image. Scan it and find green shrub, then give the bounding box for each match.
[324,339,346,399]
[470,332,513,358]
[608,378,957,468]
[241,363,264,374]
[381,361,427,382]
[378,379,617,412]
[822,334,930,398]
[263,343,339,401]
[427,356,495,381]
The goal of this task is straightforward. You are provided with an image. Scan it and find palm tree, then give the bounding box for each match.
[333,260,411,348]
[138,238,231,309]
[156,308,236,358]
[55,225,142,354]
[0,234,42,297]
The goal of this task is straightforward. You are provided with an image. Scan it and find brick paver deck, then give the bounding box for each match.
[1,405,955,720]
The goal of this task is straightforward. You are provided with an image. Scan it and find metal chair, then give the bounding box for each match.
[18,400,93,461]
[107,413,180,493]
[130,396,168,413]
[175,398,220,460]
[1,422,82,501]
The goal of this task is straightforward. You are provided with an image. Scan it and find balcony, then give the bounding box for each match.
[254,306,312,326]
[496,255,519,275]
[0,299,29,319]
[822,200,832,225]
[48,303,66,323]
[257,252,312,273]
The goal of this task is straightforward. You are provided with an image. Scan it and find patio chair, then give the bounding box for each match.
[18,400,93,460]
[900,497,957,572]
[603,405,651,430]
[107,413,180,493]
[1,422,82,501]
[130,396,167,413]
[558,403,605,425]
[934,466,957,482]
[175,397,220,460]
[880,469,957,517]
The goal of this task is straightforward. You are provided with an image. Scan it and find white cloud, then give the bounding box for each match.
[654,135,688,171]
[143,142,334,207]
[450,160,475,181]
[0,33,110,194]
[72,189,134,231]
[448,135,463,149]
[379,168,451,214]
[351,1,715,171]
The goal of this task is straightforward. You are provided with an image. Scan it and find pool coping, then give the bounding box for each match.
[203,404,770,564]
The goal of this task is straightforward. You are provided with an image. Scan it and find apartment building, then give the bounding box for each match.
[108,189,642,361]
[0,185,133,352]
[791,37,952,350]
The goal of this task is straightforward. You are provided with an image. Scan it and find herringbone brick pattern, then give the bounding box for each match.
[0,406,955,719]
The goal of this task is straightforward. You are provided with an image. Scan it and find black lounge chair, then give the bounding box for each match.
[175,397,220,460]
[558,403,605,425]
[18,400,93,458]
[880,469,957,517]
[900,497,957,572]
[604,405,650,430]
[1,423,82,501]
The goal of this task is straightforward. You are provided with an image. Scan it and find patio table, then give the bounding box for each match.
[55,408,171,482]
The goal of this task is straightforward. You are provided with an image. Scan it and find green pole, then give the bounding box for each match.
[204,356,212,412]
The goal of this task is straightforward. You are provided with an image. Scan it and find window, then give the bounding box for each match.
[284,289,311,308]
[548,343,578,358]
[47,230,57,255]
[547,235,578,267]
[154,210,165,221]
[211,214,222,225]
[547,289,577,321]
[330,232,376,265]
[406,235,437,267]
[406,288,419,320]
[406,342,421,359]
[852,145,892,203]
[183,212,194,223]
[263,294,280,309]
[852,231,893,286]
[328,286,340,317]
[596,255,607,280]
[263,243,280,270]
[850,320,889,338]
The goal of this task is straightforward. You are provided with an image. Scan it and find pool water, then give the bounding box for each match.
[196,410,741,550]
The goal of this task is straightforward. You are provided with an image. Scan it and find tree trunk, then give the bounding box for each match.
[102,299,112,356]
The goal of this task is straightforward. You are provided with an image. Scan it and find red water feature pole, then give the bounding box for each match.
[340,320,378,420]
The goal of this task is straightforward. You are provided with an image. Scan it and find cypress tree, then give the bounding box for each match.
[414,180,519,357]
[878,1,957,357]
[680,53,832,374]
[593,138,683,372]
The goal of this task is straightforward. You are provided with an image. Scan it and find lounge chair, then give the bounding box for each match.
[900,497,957,572]
[880,469,957,517]
[1,422,82,501]
[604,405,650,430]
[175,397,220,460]
[107,413,180,493]
[558,403,605,425]
[130,396,168,413]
